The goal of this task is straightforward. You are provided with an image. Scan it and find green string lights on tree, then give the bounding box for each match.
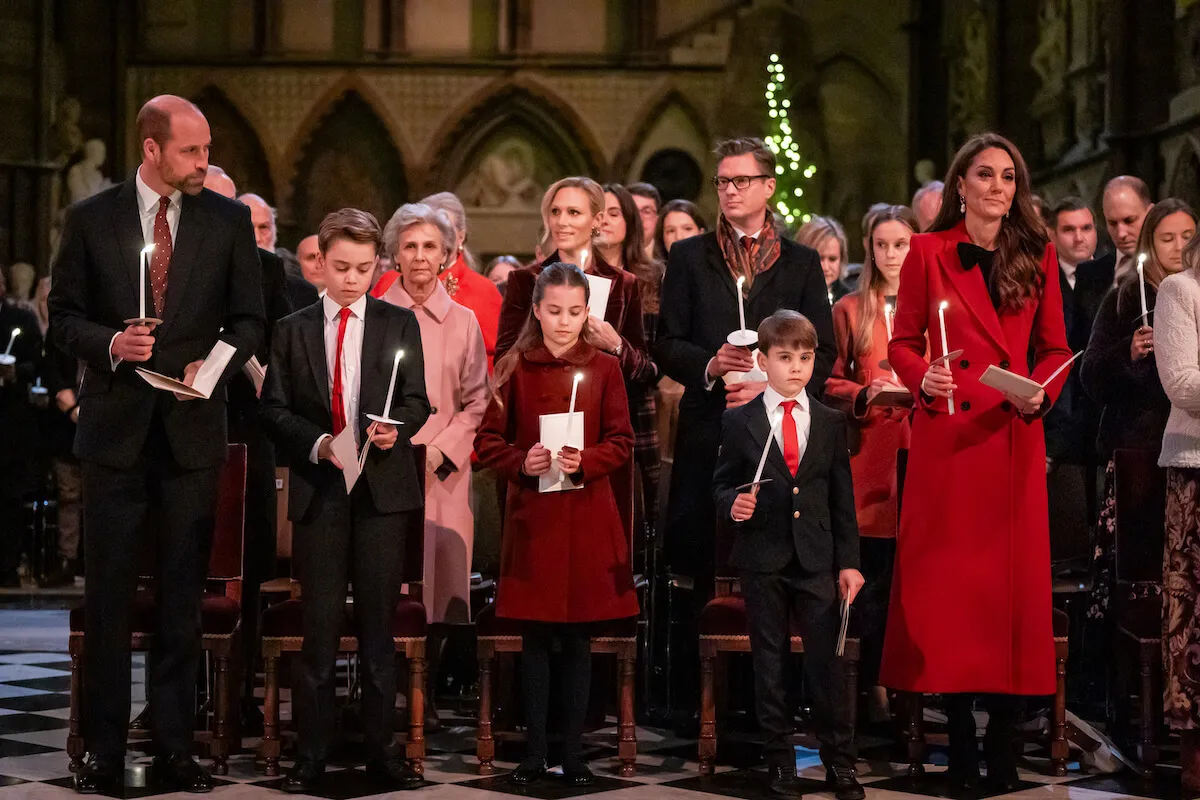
[763,53,817,226]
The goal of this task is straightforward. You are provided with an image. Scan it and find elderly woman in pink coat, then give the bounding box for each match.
[380,203,489,722]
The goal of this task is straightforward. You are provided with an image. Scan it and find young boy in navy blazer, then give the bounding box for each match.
[713,310,864,800]
[260,208,431,793]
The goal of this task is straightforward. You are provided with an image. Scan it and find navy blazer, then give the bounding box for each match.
[713,393,860,575]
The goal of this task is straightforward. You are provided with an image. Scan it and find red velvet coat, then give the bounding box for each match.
[824,292,912,539]
[880,222,1071,695]
[474,342,640,623]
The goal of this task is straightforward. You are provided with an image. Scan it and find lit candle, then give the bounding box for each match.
[737,275,748,333]
[579,248,590,273]
[827,289,834,306]
[938,300,954,416]
[383,349,403,419]
[3,327,19,356]
[139,244,155,320]
[1137,253,1149,322]
[752,412,781,487]
[884,303,898,384]
[564,371,584,444]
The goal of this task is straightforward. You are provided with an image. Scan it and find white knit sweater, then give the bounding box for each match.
[1155,269,1200,468]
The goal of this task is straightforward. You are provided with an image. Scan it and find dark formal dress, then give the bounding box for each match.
[49,173,264,757]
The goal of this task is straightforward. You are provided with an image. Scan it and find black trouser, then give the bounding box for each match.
[81,421,220,757]
[292,479,407,763]
[856,537,895,688]
[741,557,855,769]
[229,412,277,705]
[520,622,592,762]
[0,493,21,580]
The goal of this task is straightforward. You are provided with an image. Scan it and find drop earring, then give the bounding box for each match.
[959,196,966,214]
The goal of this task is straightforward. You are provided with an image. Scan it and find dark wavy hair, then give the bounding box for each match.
[930,133,1048,311]
[602,183,664,313]
[653,199,709,263]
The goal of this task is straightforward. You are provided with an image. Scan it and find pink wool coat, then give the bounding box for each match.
[382,279,489,623]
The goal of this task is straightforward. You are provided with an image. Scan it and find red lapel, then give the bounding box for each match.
[934,222,1012,358]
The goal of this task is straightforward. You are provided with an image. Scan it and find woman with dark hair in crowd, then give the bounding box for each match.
[1080,198,1197,666]
[653,199,709,263]
[823,204,919,723]
[484,255,521,295]
[797,215,851,304]
[881,132,1072,793]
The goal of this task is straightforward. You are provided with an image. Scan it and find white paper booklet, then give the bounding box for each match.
[242,355,266,395]
[586,274,612,318]
[978,351,1083,401]
[329,426,362,493]
[538,411,585,493]
[135,340,237,399]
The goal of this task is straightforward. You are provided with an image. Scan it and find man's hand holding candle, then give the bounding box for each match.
[112,323,155,363]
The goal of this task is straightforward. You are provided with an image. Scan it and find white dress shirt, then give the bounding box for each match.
[762,384,810,463]
[309,293,367,463]
[1060,260,1078,291]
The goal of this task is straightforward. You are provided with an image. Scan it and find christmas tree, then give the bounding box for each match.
[763,53,817,226]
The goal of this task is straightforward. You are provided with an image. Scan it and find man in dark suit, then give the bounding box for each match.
[1075,175,1154,289]
[259,209,430,793]
[713,311,862,800]
[0,269,43,588]
[655,136,835,608]
[49,95,263,794]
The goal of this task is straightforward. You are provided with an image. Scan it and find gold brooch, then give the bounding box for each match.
[442,273,460,298]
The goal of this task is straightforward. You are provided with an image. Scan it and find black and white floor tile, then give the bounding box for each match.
[0,629,1185,797]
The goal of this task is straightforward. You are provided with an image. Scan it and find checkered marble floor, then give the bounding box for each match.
[0,649,1187,799]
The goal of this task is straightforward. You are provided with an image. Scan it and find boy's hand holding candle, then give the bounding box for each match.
[370,422,398,450]
[523,443,552,476]
[730,491,757,523]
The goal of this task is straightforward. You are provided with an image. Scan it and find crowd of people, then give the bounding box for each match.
[1,92,1198,796]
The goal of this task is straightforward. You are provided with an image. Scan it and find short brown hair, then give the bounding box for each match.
[135,95,202,148]
[714,137,776,176]
[1105,175,1152,207]
[318,208,383,255]
[757,309,817,353]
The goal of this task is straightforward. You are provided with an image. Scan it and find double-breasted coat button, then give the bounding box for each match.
[1000,401,1012,412]
[960,400,971,412]
[792,487,799,495]
[1000,360,1010,369]
[959,359,970,369]
[792,511,800,519]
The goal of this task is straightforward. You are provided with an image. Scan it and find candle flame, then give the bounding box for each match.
[141,244,155,256]
[397,349,404,359]
[10,328,19,337]
[1138,253,1147,266]
[939,301,949,311]
[884,303,893,314]
[573,372,584,384]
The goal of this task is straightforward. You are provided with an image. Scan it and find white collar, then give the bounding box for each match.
[135,165,182,215]
[1060,259,1078,277]
[322,292,368,323]
[732,223,763,241]
[763,384,809,418]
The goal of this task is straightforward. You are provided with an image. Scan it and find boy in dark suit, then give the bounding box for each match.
[713,310,864,800]
[260,208,431,793]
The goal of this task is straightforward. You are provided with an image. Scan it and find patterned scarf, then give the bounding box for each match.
[716,208,783,287]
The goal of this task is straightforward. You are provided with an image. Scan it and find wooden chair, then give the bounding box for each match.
[258,446,427,777]
[696,513,861,775]
[67,443,248,775]
[1111,448,1168,767]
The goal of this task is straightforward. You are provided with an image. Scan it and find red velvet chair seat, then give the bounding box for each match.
[70,592,241,636]
[260,597,427,639]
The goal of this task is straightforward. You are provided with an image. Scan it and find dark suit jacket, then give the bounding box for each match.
[229,247,292,417]
[495,251,653,383]
[712,395,860,575]
[0,302,44,496]
[285,273,320,313]
[259,296,431,521]
[1042,255,1114,461]
[48,179,264,470]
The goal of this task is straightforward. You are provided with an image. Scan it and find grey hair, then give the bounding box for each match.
[237,192,276,224]
[421,191,467,234]
[911,180,945,209]
[383,203,456,267]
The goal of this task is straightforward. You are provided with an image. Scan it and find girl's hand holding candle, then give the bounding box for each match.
[523,443,552,477]
[556,445,582,476]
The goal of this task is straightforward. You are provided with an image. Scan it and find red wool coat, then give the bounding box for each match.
[474,342,640,623]
[823,292,912,539]
[880,222,1071,695]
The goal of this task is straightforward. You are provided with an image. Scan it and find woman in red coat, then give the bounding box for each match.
[880,133,1071,793]
[824,204,918,720]
[475,262,638,787]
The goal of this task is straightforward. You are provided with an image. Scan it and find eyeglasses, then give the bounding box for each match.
[712,175,772,190]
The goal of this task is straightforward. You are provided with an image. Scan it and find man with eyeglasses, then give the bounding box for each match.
[653,136,834,733]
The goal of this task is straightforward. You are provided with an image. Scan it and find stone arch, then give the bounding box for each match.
[283,90,408,248]
[1167,134,1200,211]
[191,85,276,203]
[611,88,710,183]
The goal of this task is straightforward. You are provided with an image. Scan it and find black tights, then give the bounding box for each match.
[521,622,592,762]
[945,694,1020,767]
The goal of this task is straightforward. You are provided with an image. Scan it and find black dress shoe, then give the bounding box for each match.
[365,756,423,790]
[509,756,547,785]
[282,760,324,794]
[826,765,865,800]
[153,753,213,793]
[73,754,123,795]
[767,764,805,799]
[129,704,151,731]
[562,757,594,786]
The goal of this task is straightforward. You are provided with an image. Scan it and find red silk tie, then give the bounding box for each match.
[331,307,352,435]
[781,399,800,475]
[151,196,173,317]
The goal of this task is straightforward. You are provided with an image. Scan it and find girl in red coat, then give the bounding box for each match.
[824,204,918,722]
[880,133,1071,793]
[474,262,638,786]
